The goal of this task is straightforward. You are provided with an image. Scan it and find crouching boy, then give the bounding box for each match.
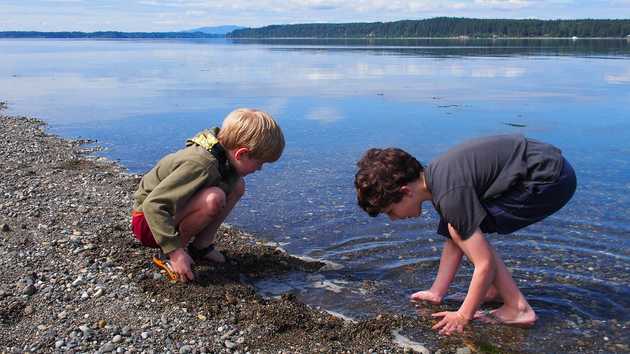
[354,135,576,335]
[132,108,284,282]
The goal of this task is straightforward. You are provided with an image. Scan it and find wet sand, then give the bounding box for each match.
[0,105,612,353]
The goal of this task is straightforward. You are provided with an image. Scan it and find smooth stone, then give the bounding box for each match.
[141,331,150,339]
[456,348,472,354]
[101,342,115,352]
[225,340,236,349]
[22,284,36,296]
[179,345,192,353]
[112,334,122,343]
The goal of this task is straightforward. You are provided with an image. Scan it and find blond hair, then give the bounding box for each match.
[218,108,285,162]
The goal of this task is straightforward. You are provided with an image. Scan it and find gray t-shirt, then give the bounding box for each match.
[425,134,563,239]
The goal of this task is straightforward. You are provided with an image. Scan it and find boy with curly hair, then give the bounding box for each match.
[354,135,576,335]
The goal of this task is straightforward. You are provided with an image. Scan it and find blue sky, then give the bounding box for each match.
[1,0,629,32]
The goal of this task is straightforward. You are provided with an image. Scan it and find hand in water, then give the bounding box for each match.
[431,311,469,336]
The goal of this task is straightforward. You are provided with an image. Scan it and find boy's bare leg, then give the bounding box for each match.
[478,248,537,326]
[411,239,463,303]
[175,177,244,244]
[192,178,245,251]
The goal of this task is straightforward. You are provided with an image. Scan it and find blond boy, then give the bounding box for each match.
[132,108,284,281]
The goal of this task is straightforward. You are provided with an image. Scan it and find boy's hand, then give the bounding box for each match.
[168,248,194,282]
[431,311,469,336]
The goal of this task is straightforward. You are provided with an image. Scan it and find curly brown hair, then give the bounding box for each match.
[354,148,423,217]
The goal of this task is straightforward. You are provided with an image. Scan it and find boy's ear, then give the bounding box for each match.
[400,185,412,196]
[233,147,250,161]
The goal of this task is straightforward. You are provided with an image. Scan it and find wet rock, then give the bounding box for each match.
[22,284,36,296]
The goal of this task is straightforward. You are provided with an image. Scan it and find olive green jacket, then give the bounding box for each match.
[133,128,237,254]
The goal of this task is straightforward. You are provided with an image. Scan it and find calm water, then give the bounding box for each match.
[2,38,629,352]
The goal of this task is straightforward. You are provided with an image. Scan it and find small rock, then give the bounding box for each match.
[141,331,150,339]
[456,348,472,354]
[22,285,36,296]
[79,325,94,338]
[93,288,104,298]
[97,320,107,328]
[112,334,122,343]
[1,223,10,232]
[224,340,236,349]
[71,276,83,287]
[101,342,115,352]
[179,345,192,353]
[23,305,33,315]
[57,311,67,319]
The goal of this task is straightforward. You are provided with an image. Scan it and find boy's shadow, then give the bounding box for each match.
[192,249,325,287]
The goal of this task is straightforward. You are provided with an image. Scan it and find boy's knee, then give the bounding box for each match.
[202,188,226,217]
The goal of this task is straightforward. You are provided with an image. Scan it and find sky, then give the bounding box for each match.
[1,0,630,32]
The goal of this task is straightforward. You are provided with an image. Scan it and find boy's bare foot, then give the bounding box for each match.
[410,290,443,304]
[475,305,537,327]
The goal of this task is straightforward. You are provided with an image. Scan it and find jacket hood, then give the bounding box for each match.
[186,127,221,152]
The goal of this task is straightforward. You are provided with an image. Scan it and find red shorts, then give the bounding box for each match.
[131,211,160,248]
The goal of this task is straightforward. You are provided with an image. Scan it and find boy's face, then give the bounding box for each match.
[234,153,264,176]
[383,183,423,221]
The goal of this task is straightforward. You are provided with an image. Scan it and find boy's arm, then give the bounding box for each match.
[431,225,495,335]
[410,239,463,303]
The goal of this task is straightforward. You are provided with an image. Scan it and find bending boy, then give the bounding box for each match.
[132,108,284,282]
[354,134,576,335]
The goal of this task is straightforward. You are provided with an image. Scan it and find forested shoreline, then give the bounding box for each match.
[229,17,630,38]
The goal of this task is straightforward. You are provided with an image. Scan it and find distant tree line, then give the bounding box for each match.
[0,31,223,39]
[229,17,630,38]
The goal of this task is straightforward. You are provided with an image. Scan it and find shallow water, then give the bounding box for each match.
[1,38,629,352]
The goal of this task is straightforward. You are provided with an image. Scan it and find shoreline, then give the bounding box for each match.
[0,107,499,353]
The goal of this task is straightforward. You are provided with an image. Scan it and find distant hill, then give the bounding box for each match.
[185,25,244,35]
[229,17,630,38]
[0,31,224,39]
